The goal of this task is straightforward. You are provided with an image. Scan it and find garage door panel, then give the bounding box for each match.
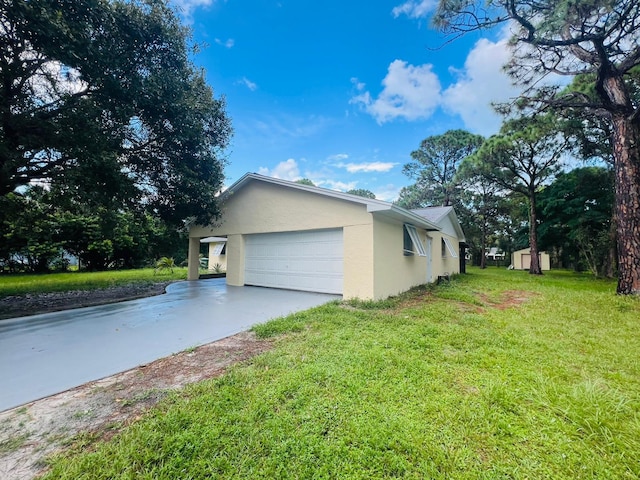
[244,229,343,294]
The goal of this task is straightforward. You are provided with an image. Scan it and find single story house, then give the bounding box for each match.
[188,173,466,300]
[512,248,551,271]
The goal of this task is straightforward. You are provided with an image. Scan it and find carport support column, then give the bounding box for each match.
[187,237,200,281]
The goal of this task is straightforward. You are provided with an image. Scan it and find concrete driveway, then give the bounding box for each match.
[0,279,339,412]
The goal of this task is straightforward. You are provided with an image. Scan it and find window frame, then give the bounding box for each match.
[404,224,427,257]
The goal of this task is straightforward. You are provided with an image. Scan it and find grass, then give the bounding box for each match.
[0,268,188,298]
[41,268,640,479]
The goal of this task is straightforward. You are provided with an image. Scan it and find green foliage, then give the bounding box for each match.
[295,178,316,186]
[0,268,186,297]
[154,256,175,274]
[346,188,376,199]
[402,129,484,207]
[41,268,640,479]
[1,0,231,226]
[538,167,615,276]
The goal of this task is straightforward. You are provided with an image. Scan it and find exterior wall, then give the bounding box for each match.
[189,181,376,299]
[207,243,227,271]
[372,218,428,300]
[428,231,460,279]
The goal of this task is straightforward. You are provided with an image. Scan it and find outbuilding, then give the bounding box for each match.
[188,173,465,300]
[511,248,551,271]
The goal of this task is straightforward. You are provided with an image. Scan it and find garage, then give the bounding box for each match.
[244,229,343,294]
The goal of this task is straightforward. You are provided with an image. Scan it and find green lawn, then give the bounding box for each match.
[0,268,188,298]
[42,268,640,479]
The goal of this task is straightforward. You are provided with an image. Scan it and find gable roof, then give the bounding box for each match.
[222,173,441,232]
[411,206,466,242]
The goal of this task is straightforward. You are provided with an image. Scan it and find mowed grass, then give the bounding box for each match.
[42,268,640,479]
[0,268,188,298]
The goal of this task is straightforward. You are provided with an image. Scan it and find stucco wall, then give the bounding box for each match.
[207,243,227,272]
[372,218,429,300]
[428,232,460,278]
[190,181,372,237]
[190,181,376,299]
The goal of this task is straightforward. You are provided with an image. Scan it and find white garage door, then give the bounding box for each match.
[244,229,343,294]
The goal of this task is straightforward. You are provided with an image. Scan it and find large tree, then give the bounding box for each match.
[463,114,570,274]
[1,0,231,226]
[402,129,484,208]
[434,0,640,292]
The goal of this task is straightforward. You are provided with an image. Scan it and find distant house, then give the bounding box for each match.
[188,173,466,300]
[512,248,551,271]
[486,247,506,263]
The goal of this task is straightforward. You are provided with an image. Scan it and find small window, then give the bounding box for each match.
[442,237,458,258]
[404,224,427,257]
[211,242,226,256]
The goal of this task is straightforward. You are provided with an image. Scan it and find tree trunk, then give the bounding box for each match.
[611,114,640,294]
[480,224,487,269]
[528,192,542,275]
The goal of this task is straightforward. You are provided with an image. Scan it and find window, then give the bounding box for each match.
[211,242,226,256]
[441,237,458,258]
[404,224,427,257]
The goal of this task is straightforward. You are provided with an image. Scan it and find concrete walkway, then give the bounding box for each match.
[0,279,339,412]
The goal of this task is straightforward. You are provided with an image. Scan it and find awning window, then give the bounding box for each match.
[211,242,226,256]
[442,237,458,258]
[404,224,427,257]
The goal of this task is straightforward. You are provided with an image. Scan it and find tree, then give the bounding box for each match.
[346,188,376,199]
[456,164,506,269]
[464,114,570,274]
[538,167,615,277]
[295,178,316,186]
[434,0,640,292]
[1,0,231,226]
[403,129,484,207]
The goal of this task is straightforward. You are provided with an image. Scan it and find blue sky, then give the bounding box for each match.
[173,0,521,201]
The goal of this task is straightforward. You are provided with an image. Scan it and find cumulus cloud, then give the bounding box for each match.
[338,161,397,173]
[441,37,519,136]
[350,60,442,124]
[258,159,300,181]
[316,179,358,192]
[373,184,402,202]
[215,38,235,48]
[391,0,438,19]
[172,0,215,22]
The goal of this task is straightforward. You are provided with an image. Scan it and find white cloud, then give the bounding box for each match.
[339,161,397,173]
[316,179,358,191]
[350,60,442,124]
[215,38,235,48]
[391,0,438,19]
[373,184,402,202]
[442,37,518,136]
[172,0,215,22]
[327,153,349,162]
[237,77,258,91]
[258,159,300,181]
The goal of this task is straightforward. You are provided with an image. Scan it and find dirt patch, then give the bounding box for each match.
[478,290,536,311]
[0,330,272,480]
[0,283,173,320]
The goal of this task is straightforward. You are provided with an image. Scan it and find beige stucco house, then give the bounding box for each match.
[188,173,465,300]
[511,248,551,271]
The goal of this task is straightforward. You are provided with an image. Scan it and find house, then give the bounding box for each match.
[188,173,466,300]
[511,247,551,271]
